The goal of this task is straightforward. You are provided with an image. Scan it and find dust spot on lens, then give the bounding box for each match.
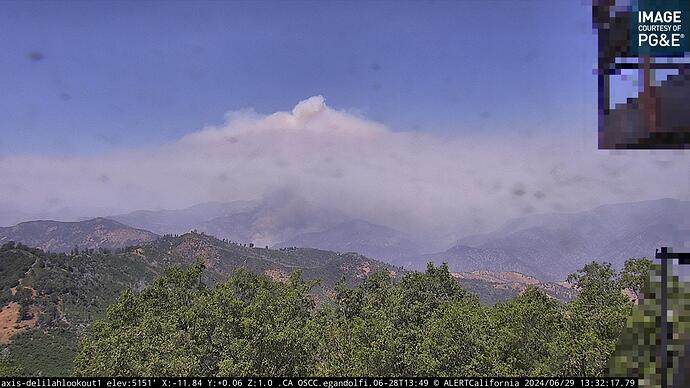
[512,185,526,197]
[27,51,44,61]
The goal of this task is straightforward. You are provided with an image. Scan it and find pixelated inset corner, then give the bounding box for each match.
[611,248,690,387]
[593,0,690,149]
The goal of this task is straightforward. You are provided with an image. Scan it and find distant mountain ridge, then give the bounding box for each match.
[428,198,690,281]
[140,232,401,295]
[275,220,421,267]
[0,218,158,253]
[451,270,576,305]
[111,197,690,281]
[5,198,685,282]
[109,201,258,236]
[108,193,420,264]
[110,193,349,247]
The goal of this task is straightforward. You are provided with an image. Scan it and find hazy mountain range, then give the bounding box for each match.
[0,198,687,282]
[0,218,158,254]
[275,220,421,266]
[108,193,420,263]
[110,192,348,247]
[427,198,689,280]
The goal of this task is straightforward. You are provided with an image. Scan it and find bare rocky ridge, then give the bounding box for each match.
[452,271,576,303]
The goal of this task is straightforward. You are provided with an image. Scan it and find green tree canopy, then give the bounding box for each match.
[73,259,667,378]
[611,263,690,387]
[74,264,317,376]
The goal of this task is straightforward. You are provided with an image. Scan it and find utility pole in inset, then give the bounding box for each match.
[656,247,670,388]
[655,247,690,388]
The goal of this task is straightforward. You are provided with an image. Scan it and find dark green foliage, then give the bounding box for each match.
[417,297,493,376]
[0,247,35,290]
[538,262,634,377]
[0,289,13,307]
[75,264,318,376]
[611,261,689,386]
[13,287,33,306]
[456,278,521,305]
[619,257,654,299]
[23,249,156,325]
[0,243,158,376]
[0,237,662,378]
[5,328,77,376]
[74,260,647,377]
[0,234,401,376]
[489,288,563,375]
[0,359,25,377]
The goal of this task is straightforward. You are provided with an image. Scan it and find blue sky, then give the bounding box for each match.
[0,0,597,155]
[0,0,687,241]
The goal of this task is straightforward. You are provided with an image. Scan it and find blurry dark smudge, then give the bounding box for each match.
[551,203,566,212]
[533,190,546,199]
[97,174,110,183]
[27,51,44,61]
[446,96,462,105]
[95,133,120,146]
[59,93,71,101]
[519,49,539,63]
[110,105,125,115]
[653,159,673,168]
[7,184,23,194]
[512,185,526,197]
[188,67,204,81]
[601,163,625,178]
[370,63,381,72]
[46,197,62,206]
[225,136,239,144]
[190,44,205,55]
[274,159,290,168]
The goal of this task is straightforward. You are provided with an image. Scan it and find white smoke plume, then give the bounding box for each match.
[0,96,688,244]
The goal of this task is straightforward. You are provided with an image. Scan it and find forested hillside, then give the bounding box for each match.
[72,258,684,380]
[0,233,400,375]
[0,241,158,375]
[0,235,683,381]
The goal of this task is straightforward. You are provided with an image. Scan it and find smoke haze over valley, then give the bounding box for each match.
[1,96,688,252]
[2,1,690,378]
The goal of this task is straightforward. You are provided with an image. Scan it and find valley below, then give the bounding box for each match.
[0,197,685,375]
